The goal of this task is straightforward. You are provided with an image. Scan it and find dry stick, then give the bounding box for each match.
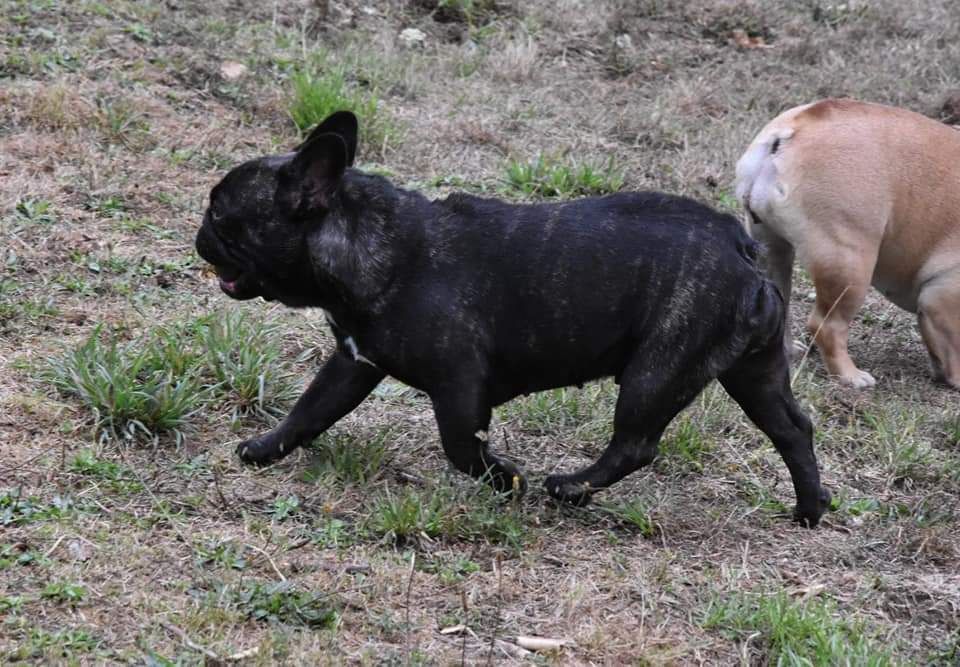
[244,543,287,582]
[791,286,850,386]
[160,621,221,662]
[460,586,469,667]
[404,551,417,661]
[485,554,504,666]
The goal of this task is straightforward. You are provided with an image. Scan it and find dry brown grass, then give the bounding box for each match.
[2,0,960,663]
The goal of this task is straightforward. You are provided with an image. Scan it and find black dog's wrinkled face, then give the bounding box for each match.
[195,112,358,306]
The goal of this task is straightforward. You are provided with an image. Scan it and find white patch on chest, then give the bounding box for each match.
[344,336,378,367]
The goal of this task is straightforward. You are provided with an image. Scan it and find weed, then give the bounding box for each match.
[307,428,390,484]
[288,63,396,155]
[8,628,100,661]
[0,490,74,526]
[419,555,482,584]
[310,518,354,548]
[737,479,790,517]
[502,382,614,442]
[658,416,711,472]
[199,310,297,420]
[234,581,338,628]
[88,195,126,219]
[95,96,150,147]
[13,198,55,224]
[369,482,526,550]
[46,312,294,440]
[272,495,301,521]
[605,498,657,537]
[0,595,23,612]
[70,451,143,493]
[194,540,247,570]
[45,327,204,442]
[863,410,936,483]
[41,582,87,605]
[0,544,50,569]
[370,487,436,543]
[504,154,625,199]
[702,591,893,665]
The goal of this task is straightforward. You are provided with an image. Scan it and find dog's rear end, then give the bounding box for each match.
[736,98,960,388]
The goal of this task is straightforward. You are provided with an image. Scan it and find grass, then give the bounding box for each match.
[305,428,391,485]
[288,63,397,155]
[4,0,960,662]
[504,154,626,199]
[41,581,87,605]
[45,325,205,442]
[702,592,893,666]
[369,481,526,551]
[233,581,339,629]
[45,311,296,442]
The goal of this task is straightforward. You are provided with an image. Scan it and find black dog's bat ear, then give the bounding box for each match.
[297,111,358,166]
[280,132,349,213]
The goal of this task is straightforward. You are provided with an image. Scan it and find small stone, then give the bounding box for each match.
[68,539,92,562]
[614,33,633,51]
[399,27,427,49]
[219,61,248,81]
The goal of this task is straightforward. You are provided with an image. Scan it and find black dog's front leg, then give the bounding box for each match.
[237,350,386,466]
[431,388,527,496]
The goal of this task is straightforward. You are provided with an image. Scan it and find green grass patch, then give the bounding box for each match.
[702,591,893,666]
[504,154,625,199]
[198,310,298,420]
[603,498,657,537]
[45,325,205,442]
[13,198,55,225]
[305,428,391,485]
[500,382,614,442]
[1,490,75,526]
[288,64,396,155]
[235,581,338,628]
[658,416,711,472]
[369,481,526,551]
[41,582,87,605]
[7,628,101,662]
[45,311,296,442]
[70,451,144,493]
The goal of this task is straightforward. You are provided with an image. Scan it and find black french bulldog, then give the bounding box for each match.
[195,111,831,526]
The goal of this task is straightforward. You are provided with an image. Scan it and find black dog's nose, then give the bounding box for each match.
[195,224,216,264]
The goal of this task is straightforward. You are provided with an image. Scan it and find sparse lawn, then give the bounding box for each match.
[2,0,960,663]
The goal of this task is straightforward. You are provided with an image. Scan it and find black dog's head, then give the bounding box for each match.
[194,111,359,306]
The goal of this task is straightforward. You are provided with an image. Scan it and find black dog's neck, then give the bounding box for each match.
[303,170,428,325]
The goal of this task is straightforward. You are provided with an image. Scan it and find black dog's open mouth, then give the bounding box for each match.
[215,267,259,300]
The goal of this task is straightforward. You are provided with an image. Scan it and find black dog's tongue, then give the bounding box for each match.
[219,277,238,293]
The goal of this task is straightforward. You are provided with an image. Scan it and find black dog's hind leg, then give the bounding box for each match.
[719,342,831,527]
[545,351,709,506]
[431,384,527,496]
[238,350,386,465]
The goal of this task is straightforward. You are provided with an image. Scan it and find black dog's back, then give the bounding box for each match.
[421,190,776,398]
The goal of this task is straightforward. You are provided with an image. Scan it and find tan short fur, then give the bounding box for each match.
[735,98,960,388]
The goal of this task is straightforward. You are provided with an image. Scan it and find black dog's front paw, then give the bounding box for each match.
[793,487,832,528]
[236,430,299,467]
[544,473,595,507]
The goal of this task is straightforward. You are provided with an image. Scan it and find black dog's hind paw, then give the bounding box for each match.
[544,474,595,507]
[484,458,528,498]
[793,487,832,528]
[236,431,297,467]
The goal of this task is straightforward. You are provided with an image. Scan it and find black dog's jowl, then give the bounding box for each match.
[195,111,831,527]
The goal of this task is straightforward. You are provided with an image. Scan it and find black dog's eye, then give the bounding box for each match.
[210,208,224,224]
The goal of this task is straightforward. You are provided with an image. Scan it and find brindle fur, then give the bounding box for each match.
[195,112,830,526]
